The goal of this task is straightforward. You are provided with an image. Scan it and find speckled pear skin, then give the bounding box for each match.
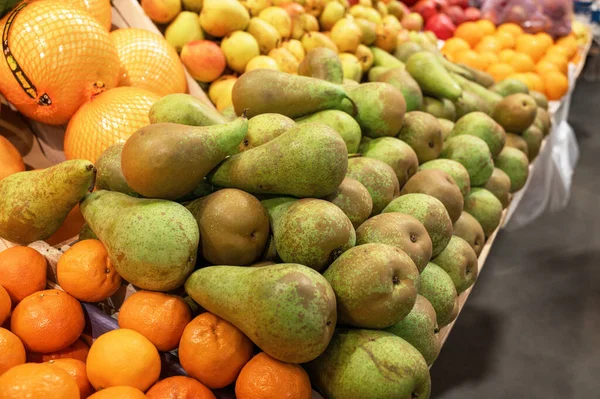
[419,262,458,327]
[419,159,471,198]
[232,69,352,119]
[534,107,551,136]
[149,93,226,126]
[262,198,356,272]
[238,113,295,152]
[209,123,348,198]
[121,116,248,200]
[344,82,406,138]
[95,143,139,197]
[437,118,454,140]
[184,263,337,363]
[0,160,96,244]
[397,111,444,164]
[296,110,362,153]
[306,329,431,399]
[346,157,400,216]
[453,211,485,257]
[491,93,537,134]
[324,177,373,229]
[324,243,420,329]
[359,137,419,189]
[482,168,511,208]
[464,188,503,238]
[522,125,543,161]
[505,133,529,156]
[297,47,344,84]
[80,190,199,291]
[356,213,432,273]
[383,193,453,257]
[432,236,478,293]
[377,68,423,112]
[494,146,529,193]
[441,135,494,186]
[449,111,506,158]
[386,294,441,366]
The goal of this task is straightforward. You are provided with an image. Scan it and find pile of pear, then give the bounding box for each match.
[0,44,551,399]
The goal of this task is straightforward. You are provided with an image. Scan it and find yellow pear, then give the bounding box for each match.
[377,1,388,16]
[301,31,339,53]
[283,39,305,62]
[305,0,325,17]
[247,17,281,54]
[241,0,273,16]
[355,18,377,45]
[268,47,299,74]
[221,31,260,73]
[350,4,382,24]
[359,0,373,6]
[382,14,402,31]
[209,75,237,105]
[319,1,346,31]
[331,18,362,53]
[258,6,292,39]
[339,53,363,82]
[200,0,250,37]
[301,13,320,32]
[374,19,400,52]
[355,44,374,72]
[141,0,181,24]
[245,55,280,71]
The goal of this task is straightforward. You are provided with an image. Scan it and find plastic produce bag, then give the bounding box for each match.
[480,0,572,38]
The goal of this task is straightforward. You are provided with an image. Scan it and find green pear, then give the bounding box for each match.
[450,73,503,109]
[419,262,458,327]
[394,41,423,62]
[494,146,529,193]
[454,62,495,87]
[149,93,226,126]
[346,157,400,215]
[419,159,471,198]
[95,144,139,198]
[339,53,363,82]
[367,66,393,82]
[464,188,503,237]
[383,193,453,257]
[320,1,346,30]
[522,125,543,160]
[182,0,203,12]
[296,110,361,153]
[490,78,529,97]
[356,212,432,272]
[505,133,529,156]
[386,295,441,366]
[345,82,406,138]
[165,12,204,53]
[79,223,98,241]
[441,135,494,186]
[397,111,444,164]
[350,4,382,24]
[492,93,538,134]
[355,44,374,72]
[355,18,377,45]
[359,137,419,188]
[200,0,250,37]
[324,243,420,328]
[438,118,454,140]
[324,177,373,229]
[238,113,295,152]
[423,97,456,121]
[209,123,347,198]
[332,18,362,53]
[377,67,423,112]
[529,90,548,110]
[0,160,95,244]
[262,198,356,272]
[185,263,337,363]
[481,167,511,209]
[121,116,248,200]
[307,329,431,399]
[297,47,344,84]
[81,190,199,291]
[241,0,271,16]
[370,46,404,68]
[258,6,292,39]
[232,69,353,119]
[453,211,485,256]
[301,31,339,53]
[534,107,551,136]
[246,17,281,55]
[432,236,478,293]
[449,111,506,158]
[406,52,462,101]
[454,90,490,118]
[221,31,260,73]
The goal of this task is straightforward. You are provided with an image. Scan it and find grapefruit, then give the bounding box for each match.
[65,0,112,31]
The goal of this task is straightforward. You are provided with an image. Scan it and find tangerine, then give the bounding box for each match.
[0,136,25,181]
[498,49,517,63]
[0,328,26,376]
[508,52,535,72]
[454,22,485,47]
[87,386,147,399]
[541,52,569,75]
[497,23,523,38]
[476,19,496,35]
[495,31,516,49]
[479,51,500,70]
[474,36,502,53]
[535,32,554,50]
[0,246,47,306]
[28,337,90,363]
[487,63,517,82]
[525,73,545,92]
[442,37,471,56]
[0,286,10,326]
[146,376,216,399]
[542,71,569,100]
[515,34,546,62]
[454,50,487,70]
[0,362,79,399]
[48,358,95,398]
[535,60,560,76]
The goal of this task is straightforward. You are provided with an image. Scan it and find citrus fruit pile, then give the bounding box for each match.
[442,20,581,100]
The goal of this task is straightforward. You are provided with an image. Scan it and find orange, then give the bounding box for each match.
[88,386,147,399]
[571,53,582,65]
[11,289,85,353]
[498,49,517,63]
[64,86,160,163]
[454,50,486,70]
[0,246,47,305]
[0,1,119,125]
[542,71,569,100]
[28,337,90,363]
[506,73,532,89]
[0,136,25,181]
[495,31,516,49]
[515,34,547,62]
[45,204,86,246]
[146,376,216,399]
[111,28,187,96]
[508,52,535,72]
[497,22,523,38]
[547,45,570,59]
[487,63,517,82]
[474,36,502,53]
[235,353,312,399]
[86,328,161,391]
[66,0,112,31]
[535,32,554,50]
[454,22,485,47]
[541,53,569,75]
[442,37,471,56]
[179,313,254,389]
[118,291,191,352]
[556,35,578,59]
[525,73,545,92]
[479,51,500,70]
[535,60,560,76]
[0,286,10,326]
[57,239,122,303]
[48,358,95,398]
[476,19,496,35]
[0,362,79,399]
[0,328,26,376]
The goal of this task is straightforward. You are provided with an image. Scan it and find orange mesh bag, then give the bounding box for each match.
[64,0,112,31]
[111,28,187,97]
[0,0,120,125]
[63,87,160,163]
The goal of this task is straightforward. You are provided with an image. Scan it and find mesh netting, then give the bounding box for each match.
[110,28,187,97]
[63,87,160,162]
[64,0,112,31]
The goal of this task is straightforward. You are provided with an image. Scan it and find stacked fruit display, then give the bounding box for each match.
[409,0,482,39]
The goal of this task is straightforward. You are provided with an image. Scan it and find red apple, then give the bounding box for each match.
[432,0,448,12]
[180,40,226,83]
[402,12,424,31]
[464,7,481,21]
[412,0,437,20]
[445,5,467,25]
[447,0,468,8]
[401,0,420,6]
[425,13,456,39]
